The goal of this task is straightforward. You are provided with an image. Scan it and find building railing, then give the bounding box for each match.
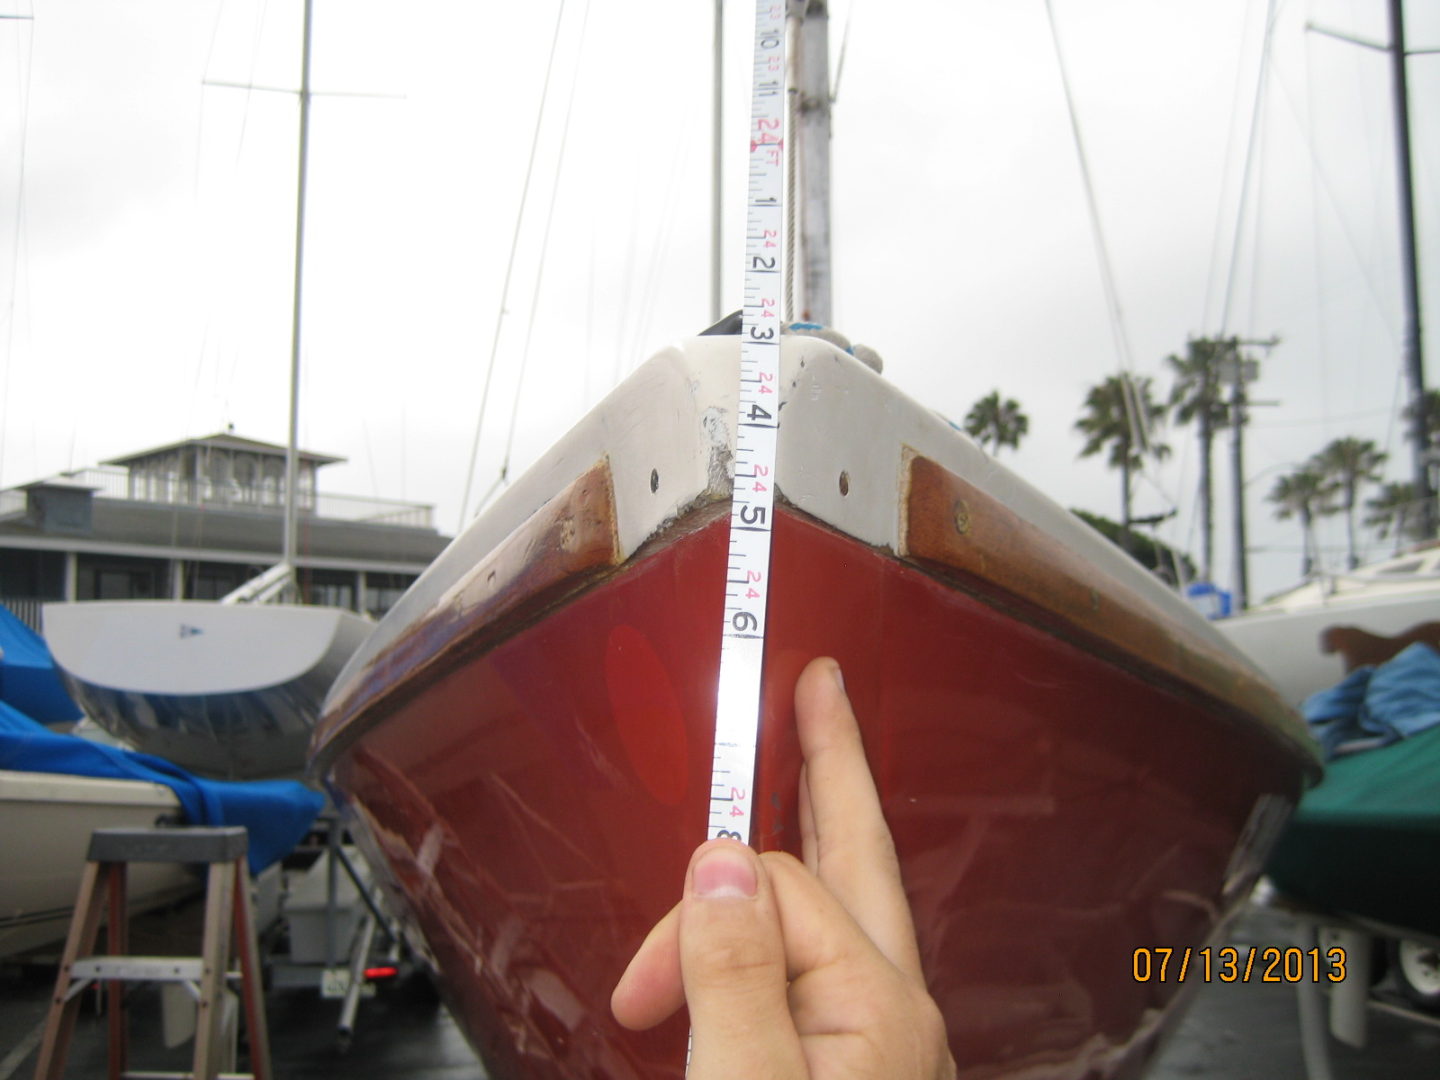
[54,467,435,529]
[1,597,45,634]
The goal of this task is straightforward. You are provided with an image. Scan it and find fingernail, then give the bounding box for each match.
[693,844,758,899]
[831,661,845,692]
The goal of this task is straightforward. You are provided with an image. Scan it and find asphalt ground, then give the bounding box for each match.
[3,903,1437,1078]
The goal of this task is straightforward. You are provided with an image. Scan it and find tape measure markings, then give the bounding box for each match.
[706,0,787,849]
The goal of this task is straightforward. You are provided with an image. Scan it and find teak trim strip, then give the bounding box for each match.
[900,450,1315,766]
[313,458,623,770]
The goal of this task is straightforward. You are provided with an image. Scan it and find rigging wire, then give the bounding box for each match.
[612,184,643,387]
[610,9,703,382]
[1202,0,1263,332]
[186,2,231,447]
[1,8,35,489]
[1217,0,1281,337]
[485,0,594,515]
[1307,16,1337,441]
[1272,30,1400,383]
[230,0,275,172]
[458,0,569,531]
[625,133,695,366]
[1244,66,1274,343]
[1280,40,1398,326]
[585,215,596,408]
[1042,0,1169,490]
[830,0,857,103]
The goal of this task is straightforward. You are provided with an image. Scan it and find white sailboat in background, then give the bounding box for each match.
[43,0,372,779]
[0,765,194,958]
[1218,544,1440,705]
[1216,0,1438,707]
[0,606,196,959]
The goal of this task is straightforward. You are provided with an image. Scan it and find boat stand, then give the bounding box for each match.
[262,814,403,1052]
[1278,902,1440,1080]
[30,826,270,1080]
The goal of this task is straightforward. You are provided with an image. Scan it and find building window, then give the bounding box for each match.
[363,573,415,619]
[298,568,355,611]
[77,555,169,601]
[0,547,66,602]
[185,561,267,601]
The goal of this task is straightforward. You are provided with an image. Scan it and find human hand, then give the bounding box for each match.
[611,657,957,1078]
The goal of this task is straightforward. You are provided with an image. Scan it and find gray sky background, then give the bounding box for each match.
[1,0,1437,605]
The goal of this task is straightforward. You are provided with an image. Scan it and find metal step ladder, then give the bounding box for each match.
[31,826,272,1080]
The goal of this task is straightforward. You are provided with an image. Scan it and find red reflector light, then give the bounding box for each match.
[364,966,400,981]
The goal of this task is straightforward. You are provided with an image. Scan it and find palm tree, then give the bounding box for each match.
[1364,481,1421,554]
[1166,337,1234,582]
[963,391,1029,455]
[1267,466,1331,578]
[1401,388,1440,446]
[1075,373,1169,554]
[1313,437,1388,569]
[1402,389,1440,524]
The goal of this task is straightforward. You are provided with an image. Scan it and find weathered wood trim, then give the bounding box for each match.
[900,450,1316,768]
[312,459,623,771]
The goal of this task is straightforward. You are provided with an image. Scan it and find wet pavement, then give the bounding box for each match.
[3,903,1436,1078]
[1146,906,1440,1078]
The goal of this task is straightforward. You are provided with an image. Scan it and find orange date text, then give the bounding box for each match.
[1132,945,1347,984]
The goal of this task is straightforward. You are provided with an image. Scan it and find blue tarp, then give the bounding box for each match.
[1303,642,1440,760]
[0,603,81,726]
[0,700,323,874]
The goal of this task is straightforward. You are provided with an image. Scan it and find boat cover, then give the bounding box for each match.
[1302,642,1440,759]
[1266,644,1440,937]
[0,700,323,874]
[0,604,81,726]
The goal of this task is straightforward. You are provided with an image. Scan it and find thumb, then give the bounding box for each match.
[680,841,808,1078]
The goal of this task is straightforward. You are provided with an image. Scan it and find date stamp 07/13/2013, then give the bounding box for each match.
[1133,946,1348,984]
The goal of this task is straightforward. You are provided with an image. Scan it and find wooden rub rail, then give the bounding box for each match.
[314,458,624,768]
[900,450,1312,762]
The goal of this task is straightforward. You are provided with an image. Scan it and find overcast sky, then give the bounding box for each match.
[1,0,1437,604]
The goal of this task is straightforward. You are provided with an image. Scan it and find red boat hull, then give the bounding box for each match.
[320,504,1309,1079]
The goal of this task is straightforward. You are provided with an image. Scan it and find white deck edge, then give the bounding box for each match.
[336,333,1285,717]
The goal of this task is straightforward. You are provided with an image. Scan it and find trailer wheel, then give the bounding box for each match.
[1390,938,1440,1013]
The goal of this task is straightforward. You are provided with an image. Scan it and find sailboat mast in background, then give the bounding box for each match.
[795,0,832,326]
[1385,0,1434,538]
[710,0,724,322]
[282,0,316,593]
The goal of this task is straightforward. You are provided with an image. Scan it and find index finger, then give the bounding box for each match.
[795,657,923,982]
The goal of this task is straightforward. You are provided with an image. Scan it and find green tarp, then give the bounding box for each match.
[1266,723,1440,937]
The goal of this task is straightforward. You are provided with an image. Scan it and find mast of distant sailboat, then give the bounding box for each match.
[1386,0,1433,538]
[281,0,316,599]
[795,0,832,326]
[1310,0,1433,539]
[207,0,316,607]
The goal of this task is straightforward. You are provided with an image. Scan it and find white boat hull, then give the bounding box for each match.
[1218,593,1440,706]
[43,602,373,778]
[0,770,197,958]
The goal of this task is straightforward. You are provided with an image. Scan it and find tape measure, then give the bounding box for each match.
[706,0,787,849]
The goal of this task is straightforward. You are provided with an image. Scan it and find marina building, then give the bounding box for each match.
[0,433,449,631]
